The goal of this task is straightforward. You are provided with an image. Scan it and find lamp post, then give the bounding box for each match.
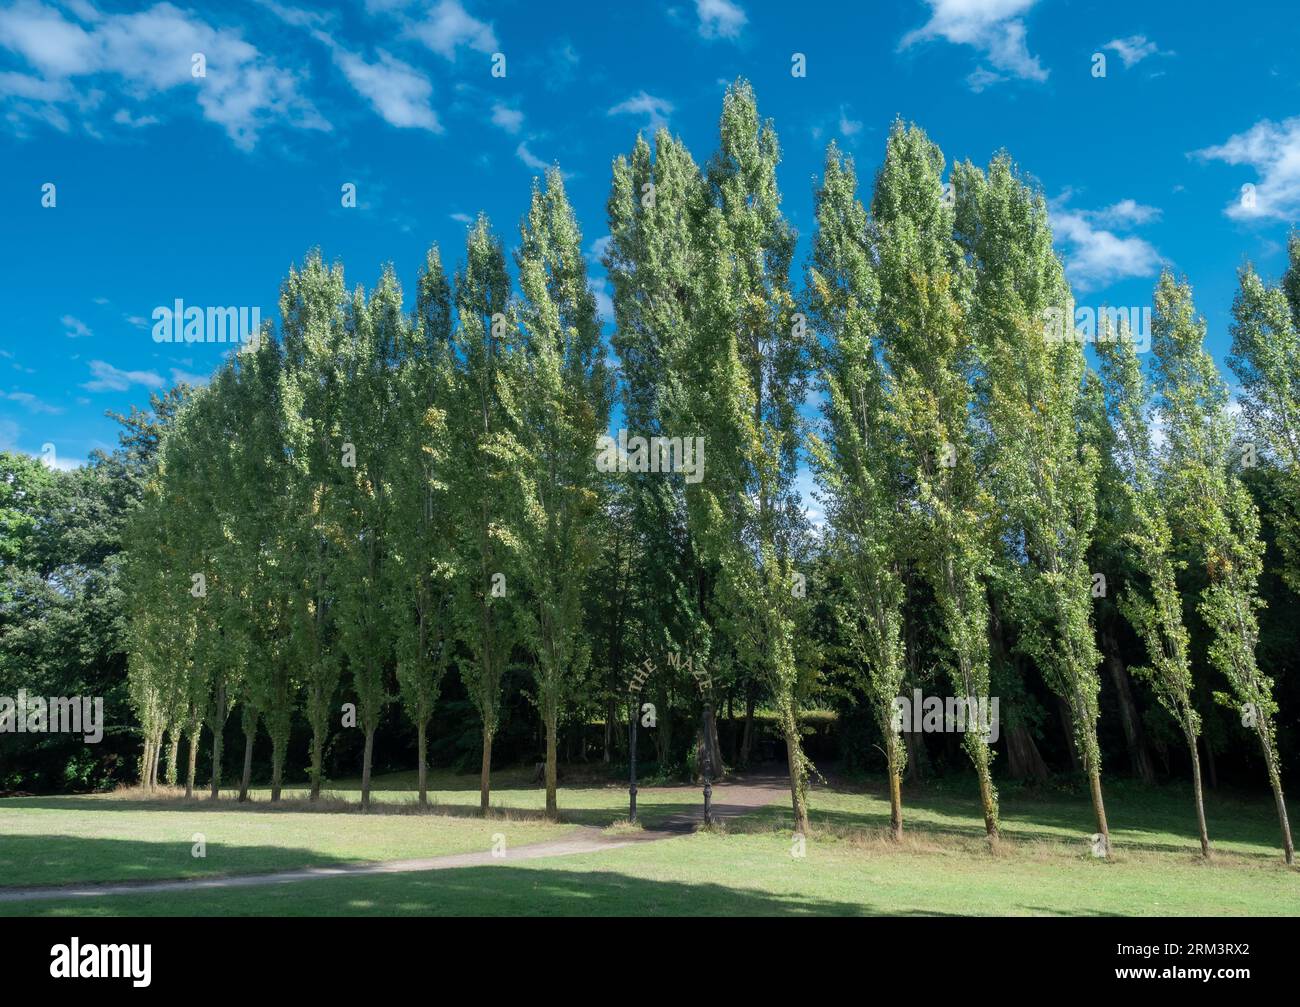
[629,700,638,824]
[701,704,714,826]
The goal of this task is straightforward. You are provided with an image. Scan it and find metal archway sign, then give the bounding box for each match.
[626,651,717,826]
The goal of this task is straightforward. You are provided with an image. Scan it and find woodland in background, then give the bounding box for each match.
[2,81,1299,861]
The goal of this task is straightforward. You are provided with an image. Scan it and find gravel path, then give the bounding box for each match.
[0,773,790,904]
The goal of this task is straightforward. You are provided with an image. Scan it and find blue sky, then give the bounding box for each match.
[1,0,1297,470]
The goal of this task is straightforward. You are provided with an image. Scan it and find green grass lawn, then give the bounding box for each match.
[11,829,1293,917]
[2,767,1297,915]
[0,766,700,888]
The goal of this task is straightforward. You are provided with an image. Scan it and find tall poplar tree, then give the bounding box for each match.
[236,332,297,801]
[451,217,526,815]
[278,252,349,799]
[689,80,813,832]
[953,154,1109,849]
[872,122,999,838]
[1154,270,1294,864]
[605,128,715,767]
[335,269,403,809]
[391,246,456,805]
[806,143,910,838]
[1095,314,1210,856]
[515,168,613,816]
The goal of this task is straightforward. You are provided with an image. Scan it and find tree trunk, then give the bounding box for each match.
[885,724,904,840]
[479,726,493,816]
[781,704,811,835]
[905,726,928,782]
[727,693,738,764]
[739,689,755,767]
[1102,633,1157,783]
[417,721,428,806]
[545,714,558,819]
[705,703,723,777]
[238,725,255,803]
[165,732,181,787]
[1005,723,1050,783]
[153,730,164,788]
[1057,696,1081,773]
[209,727,223,800]
[960,709,999,839]
[975,755,999,840]
[185,727,199,799]
[140,737,155,791]
[1184,723,1211,858]
[309,729,324,800]
[1088,764,1110,856]
[1258,730,1295,865]
[360,727,374,811]
[270,730,285,802]
[603,696,614,765]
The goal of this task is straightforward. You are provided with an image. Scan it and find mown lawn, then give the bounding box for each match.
[2,767,1297,915]
[0,766,702,888]
[6,828,1296,917]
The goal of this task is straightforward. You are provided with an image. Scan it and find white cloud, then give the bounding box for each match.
[695,0,746,39]
[490,101,523,133]
[0,69,71,101]
[1102,35,1170,69]
[590,276,614,325]
[1193,116,1300,222]
[324,41,440,131]
[62,314,91,338]
[112,107,159,128]
[1050,195,1163,291]
[515,141,550,172]
[450,212,473,223]
[407,0,497,60]
[0,0,330,149]
[258,0,329,30]
[1089,198,1162,228]
[607,91,673,130]
[2,390,62,414]
[838,106,863,137]
[81,359,164,392]
[966,67,1005,92]
[901,0,1048,88]
[587,235,612,264]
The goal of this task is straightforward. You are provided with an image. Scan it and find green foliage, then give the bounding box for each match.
[805,143,909,791]
[874,122,999,834]
[1229,242,1300,593]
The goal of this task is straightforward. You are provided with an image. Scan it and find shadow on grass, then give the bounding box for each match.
[0,845,940,917]
[0,833,380,890]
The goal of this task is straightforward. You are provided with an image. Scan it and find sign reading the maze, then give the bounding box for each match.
[626,651,712,695]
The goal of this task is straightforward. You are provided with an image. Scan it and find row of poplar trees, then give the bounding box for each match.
[124,80,1299,862]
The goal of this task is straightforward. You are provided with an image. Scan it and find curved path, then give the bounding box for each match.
[0,773,790,904]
